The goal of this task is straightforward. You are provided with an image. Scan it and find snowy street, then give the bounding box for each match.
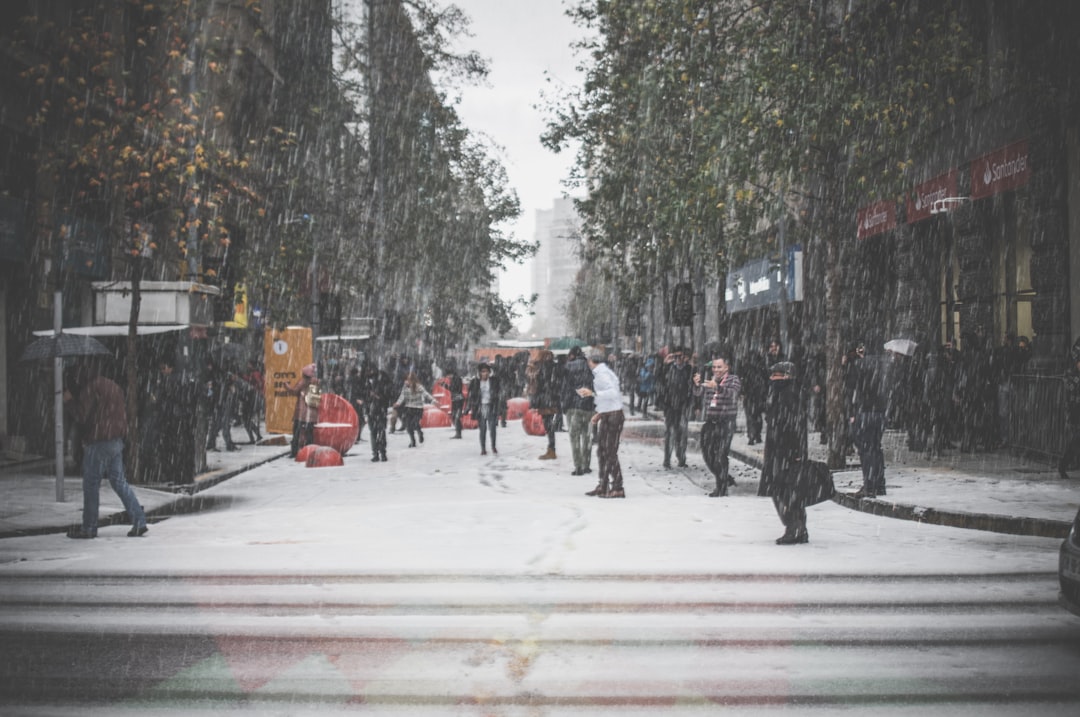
[1,424,1078,713]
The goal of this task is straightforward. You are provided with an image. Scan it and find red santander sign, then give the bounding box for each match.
[907,170,958,224]
[856,199,896,240]
[971,140,1030,200]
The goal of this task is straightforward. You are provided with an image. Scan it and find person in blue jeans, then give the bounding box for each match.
[64,362,148,539]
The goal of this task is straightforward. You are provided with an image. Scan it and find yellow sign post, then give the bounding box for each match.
[264,326,313,434]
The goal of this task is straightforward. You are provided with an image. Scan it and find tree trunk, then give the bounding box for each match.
[126,256,143,482]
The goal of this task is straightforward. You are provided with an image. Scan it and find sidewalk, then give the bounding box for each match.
[0,438,290,539]
[2,409,1078,540]
[621,410,1079,539]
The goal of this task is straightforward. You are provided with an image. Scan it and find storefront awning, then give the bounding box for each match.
[33,325,189,337]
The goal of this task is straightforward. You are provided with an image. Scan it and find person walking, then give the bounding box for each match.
[636,354,657,419]
[206,364,241,452]
[466,362,501,455]
[394,371,435,448]
[63,360,148,539]
[527,350,560,460]
[239,360,264,444]
[446,365,465,439]
[582,351,626,498]
[561,346,595,475]
[364,364,394,462]
[694,354,742,497]
[285,363,319,458]
[759,361,810,544]
[1060,340,1080,480]
[659,346,695,468]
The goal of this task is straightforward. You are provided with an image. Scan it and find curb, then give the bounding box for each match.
[625,421,1072,540]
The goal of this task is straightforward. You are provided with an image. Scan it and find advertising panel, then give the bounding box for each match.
[856,200,897,240]
[264,326,312,434]
[971,139,1030,200]
[907,170,958,223]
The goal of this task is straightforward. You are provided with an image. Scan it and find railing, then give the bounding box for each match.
[1009,374,1065,460]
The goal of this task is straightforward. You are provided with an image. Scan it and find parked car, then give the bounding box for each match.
[1061,505,1080,617]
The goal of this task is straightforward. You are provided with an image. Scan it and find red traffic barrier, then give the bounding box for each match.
[306,445,344,467]
[506,396,529,420]
[312,393,359,454]
[432,380,452,410]
[522,408,547,436]
[420,404,452,428]
[295,443,318,462]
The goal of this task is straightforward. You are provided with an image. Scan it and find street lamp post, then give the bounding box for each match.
[281,214,318,369]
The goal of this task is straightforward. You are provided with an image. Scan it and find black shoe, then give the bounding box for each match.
[127,525,148,538]
[776,532,808,545]
[419,432,424,443]
[226,445,240,452]
[372,455,381,462]
[677,461,687,468]
[380,454,388,462]
[584,468,592,474]
[708,485,726,497]
[571,469,582,476]
[66,527,96,539]
[662,462,671,469]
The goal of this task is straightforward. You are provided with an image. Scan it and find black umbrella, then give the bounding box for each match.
[20,332,111,362]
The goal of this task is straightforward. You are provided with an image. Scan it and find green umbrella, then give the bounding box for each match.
[548,337,587,351]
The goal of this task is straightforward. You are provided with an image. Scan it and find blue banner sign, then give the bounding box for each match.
[725,245,803,313]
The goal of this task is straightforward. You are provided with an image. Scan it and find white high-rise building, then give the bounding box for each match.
[528,197,581,338]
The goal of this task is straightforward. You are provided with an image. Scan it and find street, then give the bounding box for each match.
[1,424,1078,714]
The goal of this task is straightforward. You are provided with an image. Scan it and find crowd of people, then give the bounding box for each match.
[69,331,1073,544]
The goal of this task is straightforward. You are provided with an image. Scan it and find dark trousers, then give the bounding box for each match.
[701,416,736,491]
[368,411,387,458]
[451,399,464,436]
[290,419,314,457]
[596,410,625,492]
[403,406,423,445]
[542,413,556,451]
[663,407,689,466]
[744,398,764,441]
[1061,423,1080,475]
[854,411,886,493]
[772,490,807,536]
[478,404,498,451]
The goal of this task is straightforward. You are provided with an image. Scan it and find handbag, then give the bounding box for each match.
[304,383,322,408]
[802,460,836,506]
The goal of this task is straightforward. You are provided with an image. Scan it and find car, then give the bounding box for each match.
[1060,505,1080,617]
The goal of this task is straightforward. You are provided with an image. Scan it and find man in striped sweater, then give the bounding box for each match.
[694,354,742,497]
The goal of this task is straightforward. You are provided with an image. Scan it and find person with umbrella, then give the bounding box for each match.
[62,359,148,539]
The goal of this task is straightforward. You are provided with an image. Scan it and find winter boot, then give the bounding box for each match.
[539,448,556,460]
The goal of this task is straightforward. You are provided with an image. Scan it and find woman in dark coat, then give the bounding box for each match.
[757,361,810,544]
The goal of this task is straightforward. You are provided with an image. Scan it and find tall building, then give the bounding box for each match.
[528,197,582,338]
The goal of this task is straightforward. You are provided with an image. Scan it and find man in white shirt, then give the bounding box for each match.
[579,351,626,498]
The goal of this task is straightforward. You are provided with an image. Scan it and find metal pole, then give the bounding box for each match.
[53,290,65,502]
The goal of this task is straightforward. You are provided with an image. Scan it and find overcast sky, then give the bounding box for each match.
[447,0,586,319]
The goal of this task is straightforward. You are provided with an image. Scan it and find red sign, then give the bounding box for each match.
[906,170,958,223]
[856,200,897,240]
[970,140,1030,200]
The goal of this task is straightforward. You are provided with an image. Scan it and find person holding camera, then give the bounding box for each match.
[694,354,742,497]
